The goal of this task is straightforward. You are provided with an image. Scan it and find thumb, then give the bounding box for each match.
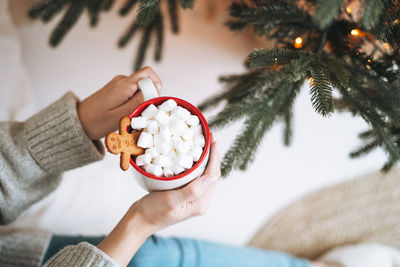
[178,174,219,203]
[114,90,145,116]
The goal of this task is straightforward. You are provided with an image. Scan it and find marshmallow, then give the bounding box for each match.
[172,164,185,175]
[170,119,187,136]
[194,135,205,148]
[181,127,194,141]
[137,132,153,148]
[167,149,177,160]
[168,115,177,127]
[131,116,147,129]
[146,120,159,134]
[175,140,191,154]
[159,99,177,112]
[136,102,205,177]
[172,106,191,121]
[163,167,174,177]
[186,115,200,126]
[145,147,159,159]
[190,146,203,161]
[176,154,193,169]
[171,135,182,146]
[154,134,172,154]
[141,104,158,118]
[155,110,170,126]
[154,155,172,167]
[190,124,203,135]
[135,153,151,166]
[159,126,172,140]
[145,163,163,176]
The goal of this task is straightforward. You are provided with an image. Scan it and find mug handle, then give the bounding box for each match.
[138,78,159,101]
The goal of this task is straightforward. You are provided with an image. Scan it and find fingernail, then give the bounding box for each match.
[155,82,162,94]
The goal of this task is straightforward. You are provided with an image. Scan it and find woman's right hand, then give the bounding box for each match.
[132,134,220,234]
[97,135,220,266]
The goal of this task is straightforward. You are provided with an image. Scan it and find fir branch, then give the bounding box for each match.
[313,0,343,29]
[137,0,161,26]
[88,0,104,26]
[220,103,272,176]
[360,0,386,29]
[118,20,140,47]
[168,0,179,33]
[180,0,195,9]
[339,86,400,170]
[120,0,138,15]
[28,0,114,47]
[198,70,267,111]
[248,48,301,69]
[283,109,293,146]
[40,0,68,23]
[134,18,156,70]
[239,4,305,25]
[49,0,86,46]
[28,0,60,19]
[102,0,114,11]
[350,139,380,158]
[308,60,335,116]
[208,100,257,129]
[154,13,164,61]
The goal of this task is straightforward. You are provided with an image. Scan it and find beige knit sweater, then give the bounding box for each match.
[0,92,119,266]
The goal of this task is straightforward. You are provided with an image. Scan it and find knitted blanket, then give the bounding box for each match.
[249,167,400,260]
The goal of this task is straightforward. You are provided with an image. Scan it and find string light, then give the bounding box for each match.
[346,7,351,13]
[367,59,371,63]
[294,37,303,48]
[366,65,371,69]
[351,29,361,36]
[394,19,399,25]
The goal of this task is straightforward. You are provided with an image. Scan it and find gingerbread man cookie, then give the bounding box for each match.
[105,116,145,171]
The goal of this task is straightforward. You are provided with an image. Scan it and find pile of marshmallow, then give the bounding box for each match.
[132,99,205,177]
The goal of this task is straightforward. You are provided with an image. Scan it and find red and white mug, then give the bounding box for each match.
[130,79,211,191]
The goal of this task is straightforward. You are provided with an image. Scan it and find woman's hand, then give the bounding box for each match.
[97,136,220,266]
[78,66,162,140]
[132,135,220,234]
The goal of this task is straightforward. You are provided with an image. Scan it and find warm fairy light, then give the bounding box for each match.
[384,43,390,50]
[367,59,371,63]
[346,7,351,13]
[294,37,303,48]
[394,19,399,25]
[366,65,371,69]
[351,29,361,36]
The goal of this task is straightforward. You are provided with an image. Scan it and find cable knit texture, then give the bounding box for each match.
[0,92,113,266]
[43,242,117,267]
[24,92,104,173]
[249,167,400,260]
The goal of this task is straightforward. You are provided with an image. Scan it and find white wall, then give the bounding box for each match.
[9,1,386,246]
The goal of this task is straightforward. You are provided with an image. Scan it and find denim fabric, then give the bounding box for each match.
[43,235,310,267]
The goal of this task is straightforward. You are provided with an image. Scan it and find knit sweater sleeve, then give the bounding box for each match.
[0,92,104,225]
[43,242,119,267]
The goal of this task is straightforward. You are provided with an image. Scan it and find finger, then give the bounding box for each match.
[112,89,145,116]
[127,66,162,96]
[174,172,218,203]
[111,74,128,82]
[202,135,221,178]
[192,181,217,216]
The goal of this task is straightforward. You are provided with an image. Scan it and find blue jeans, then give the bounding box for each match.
[43,235,310,267]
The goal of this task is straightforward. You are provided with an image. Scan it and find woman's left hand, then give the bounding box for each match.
[78,66,162,140]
